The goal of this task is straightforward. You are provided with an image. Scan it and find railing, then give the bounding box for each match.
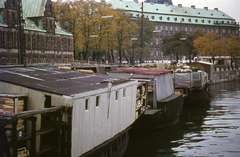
[214,64,239,72]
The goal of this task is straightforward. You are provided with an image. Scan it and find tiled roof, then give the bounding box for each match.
[107,0,237,26]
[22,0,47,17]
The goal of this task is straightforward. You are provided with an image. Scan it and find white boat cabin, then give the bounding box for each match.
[0,65,137,157]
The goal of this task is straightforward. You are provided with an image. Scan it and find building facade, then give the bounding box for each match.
[107,0,240,60]
[0,0,74,65]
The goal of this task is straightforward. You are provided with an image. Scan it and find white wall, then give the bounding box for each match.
[71,81,137,157]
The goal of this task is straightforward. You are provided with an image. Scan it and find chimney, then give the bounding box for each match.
[191,5,195,9]
[134,0,138,3]
[204,7,208,10]
[60,10,66,29]
[214,8,218,11]
[178,4,182,8]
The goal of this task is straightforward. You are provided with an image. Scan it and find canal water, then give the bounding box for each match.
[124,80,240,157]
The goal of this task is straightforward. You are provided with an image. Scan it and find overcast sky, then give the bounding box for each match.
[172,0,240,24]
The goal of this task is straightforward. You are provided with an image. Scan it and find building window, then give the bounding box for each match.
[228,29,231,34]
[0,31,5,48]
[155,25,158,30]
[190,27,192,32]
[11,0,15,6]
[185,26,188,32]
[216,28,219,33]
[203,28,205,32]
[165,25,168,31]
[223,29,225,34]
[115,91,118,100]
[48,5,52,14]
[170,26,173,31]
[49,20,52,29]
[11,13,15,24]
[174,18,177,21]
[207,28,209,32]
[175,26,178,31]
[159,16,162,20]
[96,96,100,107]
[211,29,213,32]
[85,99,89,110]
[0,10,3,23]
[160,25,163,30]
[236,30,238,34]
[123,89,126,97]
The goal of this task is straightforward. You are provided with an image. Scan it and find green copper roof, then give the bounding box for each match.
[0,0,6,8]
[107,0,238,26]
[22,0,47,17]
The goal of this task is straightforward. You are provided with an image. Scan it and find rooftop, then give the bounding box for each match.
[0,65,129,96]
[109,67,171,75]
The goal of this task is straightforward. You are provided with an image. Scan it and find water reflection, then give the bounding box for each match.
[124,81,240,157]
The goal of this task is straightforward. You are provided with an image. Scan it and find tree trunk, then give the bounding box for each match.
[111,49,115,63]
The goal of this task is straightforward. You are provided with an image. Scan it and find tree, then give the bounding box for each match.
[114,10,137,64]
[135,17,155,62]
[194,32,222,63]
[225,34,240,67]
[160,32,188,62]
[186,28,205,62]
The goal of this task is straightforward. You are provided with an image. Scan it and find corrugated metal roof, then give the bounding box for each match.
[109,67,170,75]
[22,0,47,17]
[0,65,128,96]
[107,0,236,26]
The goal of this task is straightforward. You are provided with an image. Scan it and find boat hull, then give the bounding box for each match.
[80,127,130,157]
[131,93,183,130]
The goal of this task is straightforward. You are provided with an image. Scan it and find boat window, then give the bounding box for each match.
[115,91,118,100]
[123,89,126,97]
[96,96,100,107]
[85,99,89,110]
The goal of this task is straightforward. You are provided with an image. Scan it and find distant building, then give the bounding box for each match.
[106,0,240,60]
[0,0,74,65]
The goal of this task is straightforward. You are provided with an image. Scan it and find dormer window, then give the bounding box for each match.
[159,16,162,20]
[152,16,155,20]
[195,19,198,22]
[208,20,211,23]
[126,5,128,7]
[156,8,158,11]
[167,17,170,21]
[181,18,184,22]
[174,18,177,21]
[202,20,204,23]
[185,11,187,13]
[136,14,139,17]
[188,19,191,22]
[198,12,200,14]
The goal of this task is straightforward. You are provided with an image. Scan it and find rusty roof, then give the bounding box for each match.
[109,67,170,75]
[0,65,129,96]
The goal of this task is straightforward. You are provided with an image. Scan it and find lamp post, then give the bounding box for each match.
[179,37,186,63]
[131,38,138,66]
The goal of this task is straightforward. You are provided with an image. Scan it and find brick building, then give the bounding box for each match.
[0,0,74,65]
[107,0,240,60]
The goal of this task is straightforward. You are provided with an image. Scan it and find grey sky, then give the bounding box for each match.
[172,0,240,23]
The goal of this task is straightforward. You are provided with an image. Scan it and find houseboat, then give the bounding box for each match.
[0,65,139,157]
[108,67,183,130]
[173,68,210,105]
